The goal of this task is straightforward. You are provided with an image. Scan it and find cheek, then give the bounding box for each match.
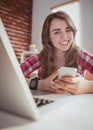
[50,35,57,43]
[68,33,74,41]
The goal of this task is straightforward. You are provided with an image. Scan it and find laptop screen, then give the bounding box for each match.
[0,18,40,120]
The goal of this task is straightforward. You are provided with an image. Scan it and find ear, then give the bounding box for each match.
[84,70,93,80]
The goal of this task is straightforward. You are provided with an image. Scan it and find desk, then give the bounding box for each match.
[1,94,93,130]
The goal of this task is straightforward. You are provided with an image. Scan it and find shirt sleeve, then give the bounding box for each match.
[79,50,93,74]
[20,53,41,78]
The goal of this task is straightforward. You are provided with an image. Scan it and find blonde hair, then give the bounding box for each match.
[40,11,81,79]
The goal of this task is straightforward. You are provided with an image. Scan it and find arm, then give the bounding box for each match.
[84,70,93,80]
[26,71,66,93]
[26,78,31,86]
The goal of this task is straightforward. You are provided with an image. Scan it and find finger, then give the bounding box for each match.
[50,86,66,93]
[76,73,82,77]
[49,80,66,93]
[55,82,77,91]
[60,72,82,83]
[67,88,78,95]
[53,80,66,89]
[60,76,80,84]
[53,81,78,94]
[55,89,66,94]
[64,84,78,95]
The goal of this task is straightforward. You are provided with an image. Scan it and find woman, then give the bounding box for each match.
[21,11,93,94]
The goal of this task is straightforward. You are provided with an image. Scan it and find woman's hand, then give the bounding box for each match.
[38,70,66,93]
[54,73,93,95]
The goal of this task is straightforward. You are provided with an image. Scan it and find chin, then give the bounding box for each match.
[61,47,70,52]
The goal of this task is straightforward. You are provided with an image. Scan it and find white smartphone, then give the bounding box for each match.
[58,67,77,79]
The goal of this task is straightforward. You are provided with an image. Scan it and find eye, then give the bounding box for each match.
[66,29,72,32]
[66,27,72,32]
[54,31,61,35]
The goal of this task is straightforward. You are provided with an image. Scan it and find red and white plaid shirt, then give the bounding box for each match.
[21,53,41,78]
[21,50,93,78]
[78,50,93,76]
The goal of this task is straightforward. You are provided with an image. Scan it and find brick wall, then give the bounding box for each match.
[0,0,33,62]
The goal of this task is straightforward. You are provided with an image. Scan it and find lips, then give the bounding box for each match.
[59,41,68,45]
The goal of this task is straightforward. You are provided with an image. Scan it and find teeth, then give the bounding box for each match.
[60,41,67,45]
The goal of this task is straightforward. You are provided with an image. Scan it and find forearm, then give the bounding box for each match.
[26,77,45,91]
[26,78,31,86]
[85,80,93,93]
[37,79,45,91]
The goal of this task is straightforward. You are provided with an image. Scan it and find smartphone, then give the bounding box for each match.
[58,67,77,79]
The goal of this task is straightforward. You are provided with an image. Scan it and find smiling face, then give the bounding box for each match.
[49,18,74,53]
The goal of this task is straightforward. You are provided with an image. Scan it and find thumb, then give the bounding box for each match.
[50,70,59,81]
[76,73,81,77]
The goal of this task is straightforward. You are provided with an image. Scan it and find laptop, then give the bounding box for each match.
[0,18,78,123]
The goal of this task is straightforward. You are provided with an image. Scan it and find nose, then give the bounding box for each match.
[60,32,67,39]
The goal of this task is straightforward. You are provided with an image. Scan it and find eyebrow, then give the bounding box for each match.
[51,26,71,32]
[52,28,60,32]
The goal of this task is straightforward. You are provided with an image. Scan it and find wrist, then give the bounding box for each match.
[86,81,93,93]
[29,77,39,90]
[37,79,45,91]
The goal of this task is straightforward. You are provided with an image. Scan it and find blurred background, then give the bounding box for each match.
[0,0,93,63]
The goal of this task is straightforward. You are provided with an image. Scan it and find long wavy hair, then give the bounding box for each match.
[40,11,81,79]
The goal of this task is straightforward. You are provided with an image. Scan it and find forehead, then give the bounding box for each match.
[50,18,68,31]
